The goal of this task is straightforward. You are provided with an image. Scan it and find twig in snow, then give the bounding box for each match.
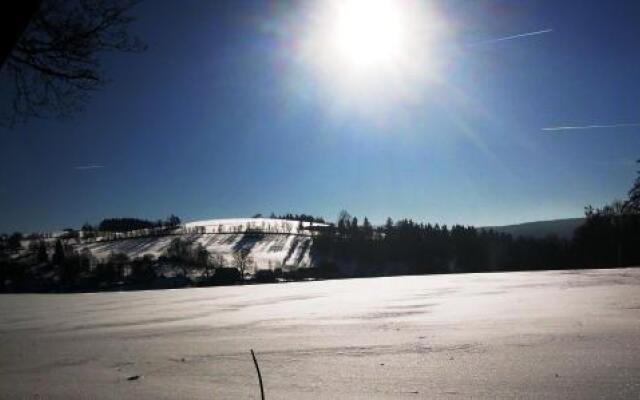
[250,349,265,400]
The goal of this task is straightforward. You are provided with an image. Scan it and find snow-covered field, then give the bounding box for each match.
[1,268,640,399]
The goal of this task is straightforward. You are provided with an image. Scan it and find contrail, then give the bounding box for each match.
[471,29,553,45]
[74,164,104,170]
[542,123,640,132]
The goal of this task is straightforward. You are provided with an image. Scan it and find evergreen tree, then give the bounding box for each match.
[52,240,65,265]
[625,159,640,214]
[362,217,373,239]
[7,232,22,251]
[129,255,156,284]
[37,241,48,263]
[337,210,351,234]
[81,223,94,232]
[108,252,130,281]
[166,214,181,227]
[384,218,394,234]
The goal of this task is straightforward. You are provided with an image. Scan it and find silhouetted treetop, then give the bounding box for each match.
[269,213,325,223]
[624,159,640,214]
[98,218,155,232]
[1,0,146,126]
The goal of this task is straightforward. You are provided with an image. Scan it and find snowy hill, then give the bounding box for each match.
[74,218,328,274]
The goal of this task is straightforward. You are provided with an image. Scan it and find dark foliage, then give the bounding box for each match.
[312,165,640,278]
[0,259,35,292]
[165,214,181,227]
[572,161,640,268]
[253,269,276,283]
[98,218,157,232]
[312,209,640,279]
[574,206,640,268]
[165,237,213,280]
[36,240,48,263]
[211,267,241,285]
[269,213,326,223]
[52,239,64,265]
[97,215,181,232]
[62,228,79,240]
[129,254,156,284]
[7,232,23,252]
[92,261,117,285]
[58,247,91,286]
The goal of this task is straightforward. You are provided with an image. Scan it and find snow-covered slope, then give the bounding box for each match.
[75,218,325,273]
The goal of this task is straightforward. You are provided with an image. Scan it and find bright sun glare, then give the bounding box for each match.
[298,0,447,109]
[332,0,407,69]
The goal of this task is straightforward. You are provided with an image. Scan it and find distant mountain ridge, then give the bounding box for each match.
[483,218,585,239]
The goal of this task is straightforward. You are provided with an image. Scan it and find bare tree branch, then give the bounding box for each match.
[0,0,146,126]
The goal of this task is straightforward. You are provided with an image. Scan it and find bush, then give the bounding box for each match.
[93,252,129,285]
[254,269,276,283]
[58,248,92,287]
[129,255,156,284]
[287,267,320,280]
[0,260,33,291]
[210,267,240,285]
[7,232,22,252]
[318,260,341,278]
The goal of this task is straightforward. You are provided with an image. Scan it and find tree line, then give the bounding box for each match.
[91,215,181,232]
[263,213,326,223]
[0,215,183,246]
[0,235,271,293]
[311,162,640,277]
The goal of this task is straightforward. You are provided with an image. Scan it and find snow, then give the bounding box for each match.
[184,217,328,235]
[12,219,323,276]
[69,218,324,272]
[77,233,314,272]
[1,268,640,399]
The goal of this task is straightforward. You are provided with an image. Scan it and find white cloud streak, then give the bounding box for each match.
[74,164,104,170]
[542,123,640,132]
[471,29,553,45]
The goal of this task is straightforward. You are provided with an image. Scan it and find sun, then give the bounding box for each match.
[331,0,407,70]
[299,0,446,78]
[294,0,450,114]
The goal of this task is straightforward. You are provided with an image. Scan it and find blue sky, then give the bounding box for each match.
[1,0,639,233]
